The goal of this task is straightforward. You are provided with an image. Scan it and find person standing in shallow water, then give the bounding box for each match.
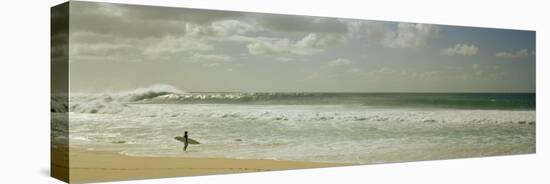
[183,131,189,151]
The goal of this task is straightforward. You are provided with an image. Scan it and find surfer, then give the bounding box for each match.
[174,132,199,151]
[183,131,189,151]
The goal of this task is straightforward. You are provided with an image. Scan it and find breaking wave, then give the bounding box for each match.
[67,85,536,114]
[69,84,183,114]
[51,96,69,113]
[119,84,183,102]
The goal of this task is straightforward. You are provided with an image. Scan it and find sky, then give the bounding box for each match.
[64,1,536,93]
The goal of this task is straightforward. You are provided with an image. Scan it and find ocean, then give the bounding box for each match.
[52,86,536,164]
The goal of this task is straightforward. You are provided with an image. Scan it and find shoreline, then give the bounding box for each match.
[60,146,348,183]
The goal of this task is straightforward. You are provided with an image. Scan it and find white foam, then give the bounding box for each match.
[67,103,535,163]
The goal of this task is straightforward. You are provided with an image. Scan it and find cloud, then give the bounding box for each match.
[69,2,265,63]
[185,20,261,38]
[495,49,533,59]
[380,23,439,48]
[257,15,349,34]
[345,20,389,41]
[441,44,479,56]
[70,2,248,38]
[69,32,145,62]
[71,3,186,38]
[122,4,245,24]
[69,1,441,65]
[72,2,260,39]
[247,33,347,56]
[71,43,134,56]
[143,35,214,55]
[346,21,439,48]
[203,63,221,68]
[247,38,296,55]
[327,58,353,67]
[296,33,348,49]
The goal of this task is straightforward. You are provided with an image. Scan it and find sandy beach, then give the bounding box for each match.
[53,146,346,183]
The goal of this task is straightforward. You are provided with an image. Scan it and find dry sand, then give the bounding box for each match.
[53,146,347,183]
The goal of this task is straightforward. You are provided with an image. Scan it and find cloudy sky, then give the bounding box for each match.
[66,1,536,93]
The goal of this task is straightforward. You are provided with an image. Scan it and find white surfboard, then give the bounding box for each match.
[174,136,200,144]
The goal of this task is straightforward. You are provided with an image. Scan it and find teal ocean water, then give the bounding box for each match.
[133,92,535,110]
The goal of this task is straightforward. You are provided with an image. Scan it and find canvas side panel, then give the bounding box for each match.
[51,2,70,183]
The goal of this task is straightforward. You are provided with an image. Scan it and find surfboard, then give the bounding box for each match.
[174,136,200,144]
